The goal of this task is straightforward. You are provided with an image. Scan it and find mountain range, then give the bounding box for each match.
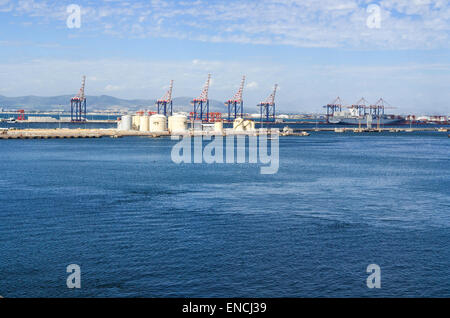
[0,95,228,113]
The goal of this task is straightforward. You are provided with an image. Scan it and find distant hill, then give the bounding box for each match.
[0,95,227,112]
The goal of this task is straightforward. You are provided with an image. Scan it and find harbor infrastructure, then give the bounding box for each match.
[1,120,448,140]
[257,84,278,123]
[156,80,174,117]
[225,76,245,121]
[1,73,449,127]
[0,116,116,124]
[70,76,87,122]
[190,74,211,122]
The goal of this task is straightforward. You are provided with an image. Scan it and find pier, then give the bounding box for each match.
[0,129,166,139]
[292,127,448,133]
[0,126,448,140]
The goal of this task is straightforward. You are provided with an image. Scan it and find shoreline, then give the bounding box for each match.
[0,127,448,140]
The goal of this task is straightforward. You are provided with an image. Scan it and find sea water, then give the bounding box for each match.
[0,132,449,297]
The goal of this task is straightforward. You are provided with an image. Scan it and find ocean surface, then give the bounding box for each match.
[0,131,449,297]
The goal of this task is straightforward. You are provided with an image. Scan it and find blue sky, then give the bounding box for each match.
[0,0,449,114]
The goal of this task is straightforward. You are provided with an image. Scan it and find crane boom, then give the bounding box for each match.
[260,84,277,105]
[194,74,211,102]
[74,75,86,101]
[158,80,174,103]
[228,75,245,103]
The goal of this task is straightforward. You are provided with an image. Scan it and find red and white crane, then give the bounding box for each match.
[156,80,174,116]
[257,84,278,122]
[225,75,245,121]
[71,75,87,122]
[191,74,211,121]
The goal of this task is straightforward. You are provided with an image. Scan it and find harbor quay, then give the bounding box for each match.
[0,126,448,140]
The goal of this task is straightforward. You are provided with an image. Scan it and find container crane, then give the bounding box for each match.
[71,75,87,122]
[17,109,26,121]
[156,80,173,117]
[191,74,211,122]
[349,97,371,116]
[369,98,395,117]
[257,84,278,122]
[370,98,396,129]
[323,96,344,122]
[225,75,245,121]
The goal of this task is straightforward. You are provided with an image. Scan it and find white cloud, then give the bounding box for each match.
[246,81,258,90]
[0,0,12,12]
[5,0,450,49]
[104,84,122,92]
[1,2,449,114]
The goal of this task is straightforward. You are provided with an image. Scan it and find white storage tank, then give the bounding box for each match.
[233,118,245,131]
[214,120,223,133]
[119,115,132,131]
[150,114,167,132]
[168,114,188,133]
[243,120,255,131]
[139,115,150,132]
[132,115,140,130]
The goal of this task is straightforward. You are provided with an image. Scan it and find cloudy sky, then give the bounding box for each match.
[0,0,449,114]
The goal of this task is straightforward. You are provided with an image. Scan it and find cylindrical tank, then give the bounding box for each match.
[119,115,132,131]
[150,114,167,132]
[214,120,223,133]
[139,115,150,132]
[243,120,255,131]
[233,118,245,131]
[132,115,140,130]
[168,114,188,133]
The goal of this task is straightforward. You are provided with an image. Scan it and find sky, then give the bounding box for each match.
[0,0,449,114]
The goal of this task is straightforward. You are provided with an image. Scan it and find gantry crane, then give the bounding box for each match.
[350,97,371,116]
[369,98,395,117]
[191,74,211,122]
[71,75,86,122]
[156,80,173,117]
[370,98,396,129]
[257,84,278,122]
[323,96,344,122]
[225,75,245,121]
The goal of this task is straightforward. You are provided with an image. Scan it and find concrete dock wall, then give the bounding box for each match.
[0,127,448,140]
